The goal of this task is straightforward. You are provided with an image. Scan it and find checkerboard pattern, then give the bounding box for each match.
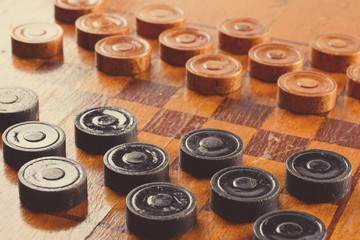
[67,21,360,239]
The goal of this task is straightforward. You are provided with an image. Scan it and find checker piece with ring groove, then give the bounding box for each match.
[180,128,243,178]
[211,166,280,222]
[159,27,213,66]
[136,4,186,38]
[346,63,360,99]
[277,71,337,114]
[76,13,129,50]
[104,142,169,194]
[218,17,271,54]
[0,87,39,132]
[310,33,360,72]
[285,149,352,203]
[252,210,326,240]
[186,54,243,95]
[95,35,151,75]
[2,121,66,169]
[54,0,104,24]
[11,22,63,59]
[18,156,87,212]
[249,43,304,82]
[75,106,137,154]
[126,182,196,239]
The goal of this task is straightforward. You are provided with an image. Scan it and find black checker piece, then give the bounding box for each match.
[75,106,137,154]
[285,149,352,203]
[104,142,169,194]
[180,128,243,178]
[18,156,87,212]
[126,182,196,239]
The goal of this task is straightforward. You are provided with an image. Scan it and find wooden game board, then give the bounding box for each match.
[1,0,360,239]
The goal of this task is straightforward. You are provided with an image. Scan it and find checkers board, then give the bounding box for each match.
[1,0,360,239]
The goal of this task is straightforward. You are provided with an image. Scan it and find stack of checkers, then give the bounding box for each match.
[4,1,360,240]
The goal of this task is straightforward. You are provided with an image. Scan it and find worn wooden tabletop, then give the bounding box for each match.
[0,0,360,239]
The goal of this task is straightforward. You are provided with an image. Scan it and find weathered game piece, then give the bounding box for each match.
[95,35,151,75]
[18,156,87,212]
[2,122,66,170]
[75,106,137,154]
[126,182,196,239]
[252,210,327,240]
[54,0,104,24]
[0,87,39,132]
[179,128,243,178]
[76,13,129,51]
[104,143,169,194]
[211,166,280,222]
[159,27,213,66]
[346,63,360,99]
[11,22,63,59]
[186,54,242,95]
[136,4,186,38]
[285,149,352,203]
[310,33,360,72]
[277,71,337,114]
[218,18,270,54]
[249,43,304,82]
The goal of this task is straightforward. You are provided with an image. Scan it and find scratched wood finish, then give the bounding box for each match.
[1,0,360,239]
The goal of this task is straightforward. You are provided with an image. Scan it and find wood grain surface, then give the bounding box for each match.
[1,0,360,239]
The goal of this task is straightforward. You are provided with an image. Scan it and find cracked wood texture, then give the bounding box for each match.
[1,0,360,239]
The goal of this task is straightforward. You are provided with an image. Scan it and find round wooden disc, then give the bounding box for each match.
[253,210,327,240]
[346,63,360,99]
[136,4,185,38]
[211,166,279,222]
[277,71,337,114]
[186,54,242,95]
[0,87,39,132]
[2,121,66,169]
[179,128,243,178]
[11,22,63,59]
[218,18,270,54]
[159,27,213,66]
[18,156,87,212]
[249,43,304,82]
[95,35,151,75]
[103,142,169,194]
[126,182,196,239]
[76,13,129,50]
[54,0,104,24]
[285,149,352,203]
[75,106,137,154]
[310,33,360,72]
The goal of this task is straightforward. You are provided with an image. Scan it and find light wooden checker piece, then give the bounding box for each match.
[54,0,104,24]
[95,35,151,75]
[159,27,213,66]
[186,54,242,95]
[310,33,360,72]
[11,22,63,59]
[346,63,360,99]
[136,4,186,38]
[76,13,129,51]
[218,17,271,54]
[277,71,337,114]
[249,43,304,82]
